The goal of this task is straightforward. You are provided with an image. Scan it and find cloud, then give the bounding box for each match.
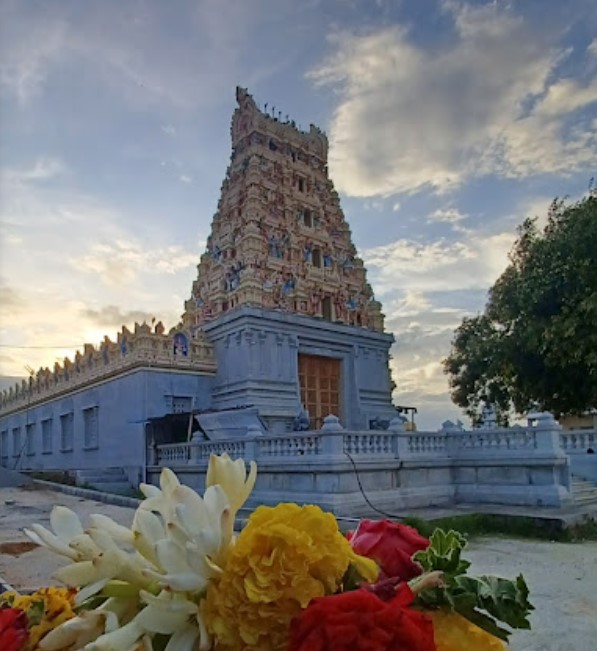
[309,2,597,196]
[80,305,157,328]
[363,223,519,427]
[363,229,514,296]
[0,1,306,111]
[72,241,197,286]
[428,208,466,224]
[179,174,192,184]
[2,157,66,186]
[0,281,25,313]
[588,39,597,58]
[0,163,197,377]
[161,124,177,136]
[0,10,68,104]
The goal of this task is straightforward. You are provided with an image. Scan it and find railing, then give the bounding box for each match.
[405,433,448,455]
[258,434,321,457]
[455,428,537,452]
[195,440,246,460]
[150,417,586,468]
[559,429,596,454]
[156,443,191,464]
[344,433,394,455]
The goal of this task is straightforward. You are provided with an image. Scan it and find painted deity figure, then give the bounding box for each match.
[173,333,189,357]
[282,274,296,295]
[342,255,355,274]
[303,240,313,263]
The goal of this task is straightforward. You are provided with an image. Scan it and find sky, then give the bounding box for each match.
[1,0,596,430]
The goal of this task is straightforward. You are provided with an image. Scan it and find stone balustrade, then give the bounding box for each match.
[148,413,573,514]
[156,443,191,464]
[258,434,321,458]
[0,322,216,416]
[559,429,596,454]
[344,432,394,456]
[151,415,576,468]
[455,428,537,452]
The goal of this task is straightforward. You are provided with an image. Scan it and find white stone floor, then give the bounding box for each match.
[1,486,596,651]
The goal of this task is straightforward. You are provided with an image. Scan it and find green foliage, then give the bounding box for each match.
[414,528,470,575]
[406,513,597,542]
[414,528,534,641]
[444,192,597,420]
[25,599,45,627]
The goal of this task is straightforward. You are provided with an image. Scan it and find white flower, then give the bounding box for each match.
[24,457,259,651]
[206,452,257,516]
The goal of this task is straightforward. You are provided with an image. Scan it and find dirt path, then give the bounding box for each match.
[1,486,595,650]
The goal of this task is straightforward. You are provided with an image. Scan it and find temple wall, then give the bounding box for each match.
[0,322,215,417]
[203,306,395,432]
[0,369,214,480]
[146,417,572,515]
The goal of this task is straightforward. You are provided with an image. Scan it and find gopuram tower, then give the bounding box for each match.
[180,88,396,433]
[182,87,384,331]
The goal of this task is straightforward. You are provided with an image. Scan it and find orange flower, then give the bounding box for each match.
[430,610,507,651]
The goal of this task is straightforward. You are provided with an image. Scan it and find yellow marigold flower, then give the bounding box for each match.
[430,609,507,651]
[202,503,378,651]
[3,587,77,651]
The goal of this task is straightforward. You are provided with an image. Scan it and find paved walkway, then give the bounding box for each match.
[1,486,595,650]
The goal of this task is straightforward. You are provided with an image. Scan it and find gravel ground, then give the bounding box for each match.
[1,486,596,650]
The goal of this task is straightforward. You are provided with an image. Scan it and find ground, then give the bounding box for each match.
[0,485,595,651]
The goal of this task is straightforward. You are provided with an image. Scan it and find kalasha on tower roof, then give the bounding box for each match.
[181,87,385,333]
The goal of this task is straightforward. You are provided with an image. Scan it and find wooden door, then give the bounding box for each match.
[298,354,341,429]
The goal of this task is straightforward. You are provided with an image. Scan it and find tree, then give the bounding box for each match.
[444,192,597,423]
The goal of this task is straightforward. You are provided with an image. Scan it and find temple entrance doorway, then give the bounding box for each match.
[298,354,341,429]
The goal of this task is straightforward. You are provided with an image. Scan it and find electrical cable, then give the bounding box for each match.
[343,450,406,521]
[0,344,85,349]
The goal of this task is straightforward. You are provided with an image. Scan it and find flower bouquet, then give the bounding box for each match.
[1,454,533,651]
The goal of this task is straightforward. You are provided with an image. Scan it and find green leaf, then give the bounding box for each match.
[26,599,45,627]
[413,528,534,642]
[414,528,470,577]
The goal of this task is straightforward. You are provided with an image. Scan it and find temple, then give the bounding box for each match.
[0,90,583,516]
[0,88,397,485]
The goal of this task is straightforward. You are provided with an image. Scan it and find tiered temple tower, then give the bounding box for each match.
[182,87,385,333]
[182,88,395,433]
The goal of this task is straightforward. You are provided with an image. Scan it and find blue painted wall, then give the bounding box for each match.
[0,308,397,474]
[0,369,214,474]
[204,307,396,432]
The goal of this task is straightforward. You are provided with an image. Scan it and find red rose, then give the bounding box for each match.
[288,584,436,651]
[0,607,28,651]
[348,519,430,581]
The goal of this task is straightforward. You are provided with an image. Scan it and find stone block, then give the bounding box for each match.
[530,468,556,485]
[454,467,476,484]
[477,466,528,485]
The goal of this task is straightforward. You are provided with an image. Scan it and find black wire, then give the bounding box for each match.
[344,450,405,521]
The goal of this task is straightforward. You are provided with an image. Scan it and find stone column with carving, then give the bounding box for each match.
[320,414,345,462]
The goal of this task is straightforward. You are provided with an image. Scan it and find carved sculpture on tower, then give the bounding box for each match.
[182,86,385,334]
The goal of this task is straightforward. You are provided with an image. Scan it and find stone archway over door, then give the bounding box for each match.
[298,354,341,429]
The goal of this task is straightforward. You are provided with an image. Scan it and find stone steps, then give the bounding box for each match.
[75,467,133,496]
[571,476,597,505]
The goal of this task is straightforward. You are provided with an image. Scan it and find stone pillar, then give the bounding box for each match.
[389,417,409,458]
[320,414,345,461]
[529,411,571,498]
[531,412,564,455]
[244,423,263,462]
[190,431,204,464]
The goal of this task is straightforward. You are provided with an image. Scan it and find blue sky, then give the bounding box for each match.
[1,0,596,429]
